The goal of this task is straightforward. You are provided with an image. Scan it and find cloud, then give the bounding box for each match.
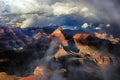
[3,0,40,13]
[106,24,111,27]
[0,0,53,27]
[0,0,5,9]
[9,0,52,15]
[95,27,102,30]
[81,23,89,29]
[52,2,79,16]
[81,7,95,18]
[0,0,96,26]
[50,0,120,26]
[20,14,55,28]
[81,7,89,12]
[51,2,95,18]
[21,18,34,28]
[0,0,120,36]
[84,0,120,25]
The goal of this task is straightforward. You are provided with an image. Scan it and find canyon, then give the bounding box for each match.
[0,26,120,80]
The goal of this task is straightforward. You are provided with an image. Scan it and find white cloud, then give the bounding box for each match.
[52,2,96,18]
[95,27,101,30]
[0,1,5,9]
[80,7,96,18]
[81,23,89,29]
[1,0,51,14]
[21,18,34,28]
[106,24,111,27]
[81,7,89,12]
[0,0,53,28]
[20,14,54,28]
[52,2,79,16]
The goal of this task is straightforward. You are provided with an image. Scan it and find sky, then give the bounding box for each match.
[0,0,120,36]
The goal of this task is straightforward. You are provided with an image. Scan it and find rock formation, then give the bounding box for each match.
[0,26,120,80]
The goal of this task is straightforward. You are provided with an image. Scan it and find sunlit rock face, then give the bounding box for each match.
[49,27,68,46]
[0,72,18,80]
[94,32,107,39]
[20,67,52,80]
[19,75,40,80]
[73,33,93,45]
[33,32,42,40]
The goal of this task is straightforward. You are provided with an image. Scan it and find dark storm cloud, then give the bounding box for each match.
[52,0,120,24]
